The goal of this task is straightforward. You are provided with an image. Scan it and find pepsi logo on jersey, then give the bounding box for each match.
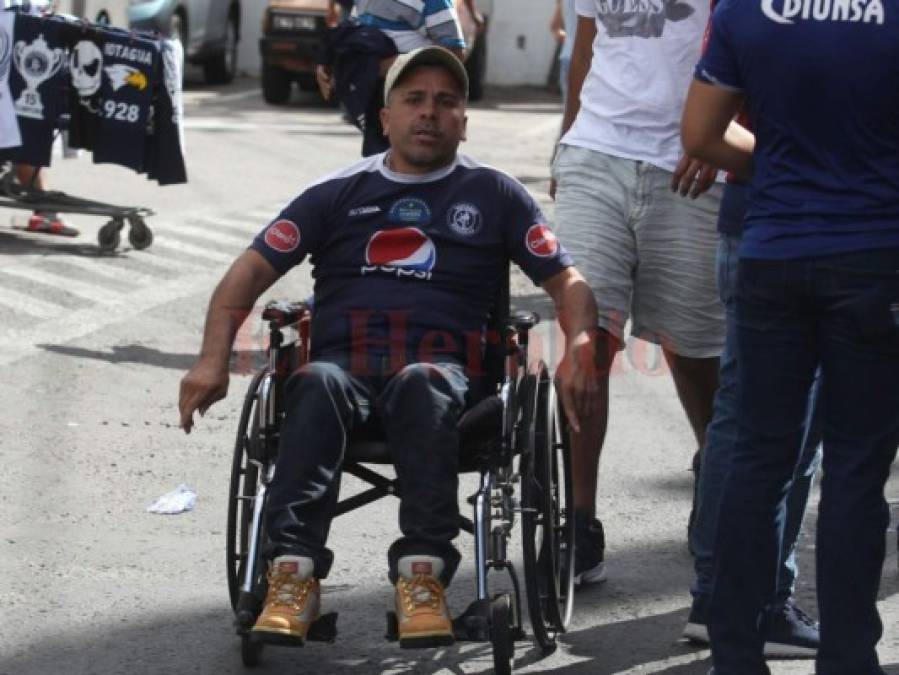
[362,227,436,280]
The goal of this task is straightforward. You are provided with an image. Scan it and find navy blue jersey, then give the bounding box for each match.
[698,0,899,259]
[0,11,66,166]
[145,37,186,185]
[251,153,573,369]
[92,29,156,173]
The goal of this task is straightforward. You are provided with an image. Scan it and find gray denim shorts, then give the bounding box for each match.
[552,144,725,358]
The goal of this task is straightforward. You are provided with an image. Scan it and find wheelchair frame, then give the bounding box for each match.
[225,291,575,674]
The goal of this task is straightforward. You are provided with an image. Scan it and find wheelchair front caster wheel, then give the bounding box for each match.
[127,216,153,250]
[241,634,263,667]
[490,594,513,675]
[97,220,122,252]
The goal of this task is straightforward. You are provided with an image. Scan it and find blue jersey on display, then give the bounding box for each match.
[92,29,156,173]
[250,153,573,368]
[0,11,66,166]
[697,0,899,259]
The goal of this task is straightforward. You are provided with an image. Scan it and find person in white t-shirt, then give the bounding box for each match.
[549,0,725,586]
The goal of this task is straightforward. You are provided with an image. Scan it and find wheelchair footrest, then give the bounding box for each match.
[235,611,338,643]
[307,612,339,642]
[453,599,491,641]
[386,603,492,643]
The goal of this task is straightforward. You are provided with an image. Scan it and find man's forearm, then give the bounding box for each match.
[199,252,279,368]
[555,279,598,342]
[559,17,596,139]
[544,269,598,342]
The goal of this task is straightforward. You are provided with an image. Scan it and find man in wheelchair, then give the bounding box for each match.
[179,47,599,650]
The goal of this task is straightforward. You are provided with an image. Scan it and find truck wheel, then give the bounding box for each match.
[262,63,292,104]
[204,15,238,84]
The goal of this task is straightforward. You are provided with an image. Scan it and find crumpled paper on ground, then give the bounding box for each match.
[147,484,197,514]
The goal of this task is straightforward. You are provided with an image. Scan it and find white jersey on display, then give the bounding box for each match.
[561,0,709,172]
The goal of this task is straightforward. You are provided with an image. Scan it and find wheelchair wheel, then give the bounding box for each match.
[241,633,263,667]
[226,370,267,611]
[520,365,575,651]
[490,593,514,675]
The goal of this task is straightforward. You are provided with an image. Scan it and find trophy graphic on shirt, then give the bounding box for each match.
[13,34,64,120]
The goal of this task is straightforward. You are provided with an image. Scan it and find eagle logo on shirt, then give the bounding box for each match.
[104,64,148,91]
[596,0,695,38]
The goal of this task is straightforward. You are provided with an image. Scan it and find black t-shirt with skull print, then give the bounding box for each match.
[66,33,102,151]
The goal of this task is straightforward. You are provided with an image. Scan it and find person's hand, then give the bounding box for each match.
[326,2,339,27]
[179,358,229,434]
[555,331,600,434]
[315,64,334,101]
[671,154,718,198]
[471,8,486,32]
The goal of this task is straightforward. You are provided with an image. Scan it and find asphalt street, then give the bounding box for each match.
[0,77,897,675]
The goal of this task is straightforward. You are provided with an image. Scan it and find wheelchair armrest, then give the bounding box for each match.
[262,300,311,328]
[509,310,540,332]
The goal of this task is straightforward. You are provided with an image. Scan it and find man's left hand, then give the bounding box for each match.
[671,154,718,198]
[555,330,600,434]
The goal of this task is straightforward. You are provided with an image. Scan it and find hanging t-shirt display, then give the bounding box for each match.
[66,33,104,152]
[146,37,186,185]
[2,11,66,166]
[0,11,20,149]
[91,29,155,173]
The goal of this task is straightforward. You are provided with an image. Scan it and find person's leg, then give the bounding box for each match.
[552,145,639,584]
[708,257,818,674]
[264,360,373,577]
[379,361,468,647]
[662,349,719,450]
[814,248,899,675]
[362,77,389,157]
[380,362,469,583]
[255,360,374,644]
[685,234,739,639]
[630,166,724,541]
[13,164,80,236]
[773,370,822,606]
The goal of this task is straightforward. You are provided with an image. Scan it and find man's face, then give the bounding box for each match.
[381,66,468,173]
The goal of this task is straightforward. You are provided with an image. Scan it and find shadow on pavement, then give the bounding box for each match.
[0,229,105,256]
[38,343,266,375]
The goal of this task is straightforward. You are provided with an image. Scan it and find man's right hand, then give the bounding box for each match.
[315,64,334,101]
[179,358,229,434]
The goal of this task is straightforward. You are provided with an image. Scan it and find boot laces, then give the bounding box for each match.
[267,572,312,610]
[400,575,443,614]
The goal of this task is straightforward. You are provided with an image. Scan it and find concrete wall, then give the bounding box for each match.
[238,2,266,77]
[485,0,557,87]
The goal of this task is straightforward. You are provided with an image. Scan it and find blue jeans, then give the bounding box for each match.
[709,248,899,675]
[265,359,469,586]
[691,234,822,602]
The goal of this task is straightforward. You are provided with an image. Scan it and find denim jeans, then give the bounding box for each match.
[709,248,899,675]
[691,234,822,602]
[264,359,469,587]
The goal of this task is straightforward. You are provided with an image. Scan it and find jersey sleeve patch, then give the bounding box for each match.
[263,219,301,253]
[525,224,560,258]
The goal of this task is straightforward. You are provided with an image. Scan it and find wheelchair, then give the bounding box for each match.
[225,282,576,674]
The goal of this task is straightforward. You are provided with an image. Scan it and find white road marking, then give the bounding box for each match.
[0,286,67,319]
[1,265,124,304]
